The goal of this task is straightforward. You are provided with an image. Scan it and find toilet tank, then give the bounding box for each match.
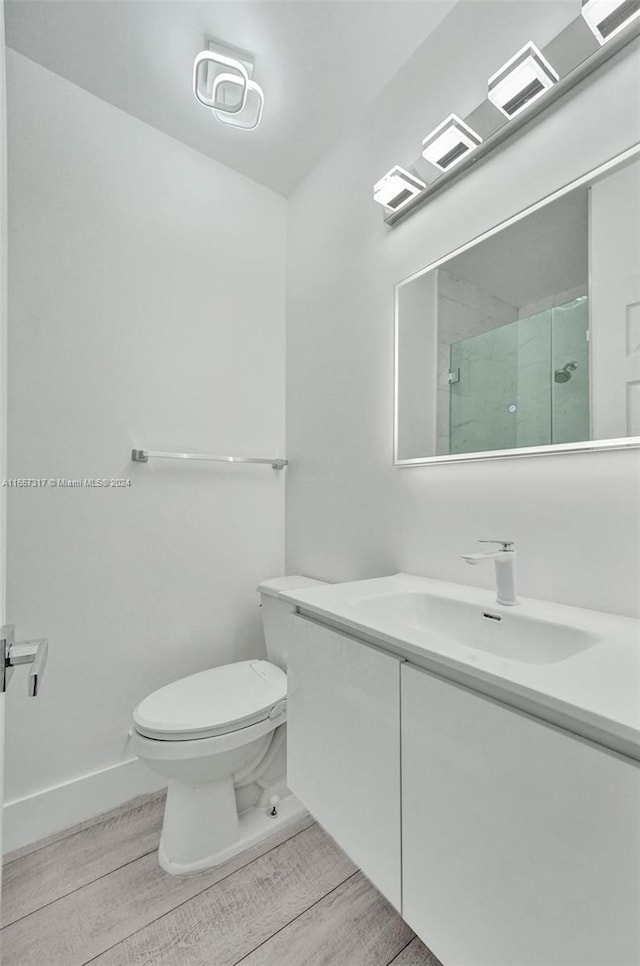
[257,576,327,670]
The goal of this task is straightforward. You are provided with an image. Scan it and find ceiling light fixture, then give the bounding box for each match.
[421,114,483,171]
[581,0,640,44]
[373,166,426,211]
[193,50,248,114]
[213,75,264,132]
[487,42,559,118]
[193,39,264,132]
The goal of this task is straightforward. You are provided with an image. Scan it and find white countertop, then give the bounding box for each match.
[281,574,640,761]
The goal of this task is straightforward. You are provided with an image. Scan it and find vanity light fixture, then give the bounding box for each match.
[381,6,640,225]
[421,114,483,171]
[373,166,426,211]
[581,0,640,44]
[487,42,559,118]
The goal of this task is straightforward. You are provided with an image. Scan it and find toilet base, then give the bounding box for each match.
[158,791,308,876]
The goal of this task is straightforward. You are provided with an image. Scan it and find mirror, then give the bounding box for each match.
[395,149,640,464]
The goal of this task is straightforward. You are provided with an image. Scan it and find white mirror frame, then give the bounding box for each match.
[394,144,640,466]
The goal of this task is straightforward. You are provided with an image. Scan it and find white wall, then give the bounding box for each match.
[0,0,8,874]
[5,51,286,849]
[286,1,640,619]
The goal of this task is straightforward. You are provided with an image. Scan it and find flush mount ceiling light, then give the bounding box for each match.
[193,39,264,131]
[421,114,483,171]
[373,166,426,211]
[488,42,559,118]
[581,0,640,43]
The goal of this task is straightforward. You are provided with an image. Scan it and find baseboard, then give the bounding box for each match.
[3,757,167,853]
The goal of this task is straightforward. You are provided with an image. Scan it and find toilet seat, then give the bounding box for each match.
[133,660,287,741]
[131,710,285,767]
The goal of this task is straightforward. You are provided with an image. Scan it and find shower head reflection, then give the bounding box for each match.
[554,361,578,383]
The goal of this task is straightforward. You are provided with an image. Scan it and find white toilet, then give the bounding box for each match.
[131,575,324,875]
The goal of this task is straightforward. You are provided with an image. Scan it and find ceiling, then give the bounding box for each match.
[5,0,456,195]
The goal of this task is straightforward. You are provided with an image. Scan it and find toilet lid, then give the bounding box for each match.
[133,660,287,741]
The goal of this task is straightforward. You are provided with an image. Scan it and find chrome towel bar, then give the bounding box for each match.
[131,449,287,470]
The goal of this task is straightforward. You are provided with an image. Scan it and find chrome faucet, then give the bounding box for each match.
[461,540,518,606]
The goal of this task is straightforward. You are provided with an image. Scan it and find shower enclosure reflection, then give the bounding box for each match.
[447,297,589,455]
[395,151,640,464]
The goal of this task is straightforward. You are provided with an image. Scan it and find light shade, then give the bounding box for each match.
[373,166,425,211]
[193,50,248,114]
[488,42,559,118]
[421,114,483,171]
[581,0,640,44]
[214,75,265,131]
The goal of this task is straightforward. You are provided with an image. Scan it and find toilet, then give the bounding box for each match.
[131,575,325,875]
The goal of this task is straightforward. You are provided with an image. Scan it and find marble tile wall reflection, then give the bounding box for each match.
[450,323,518,454]
[516,311,552,448]
[447,297,590,454]
[551,298,590,443]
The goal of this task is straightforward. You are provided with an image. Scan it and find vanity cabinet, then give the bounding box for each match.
[287,614,402,909]
[401,663,640,966]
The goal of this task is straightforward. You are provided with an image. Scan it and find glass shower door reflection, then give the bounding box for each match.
[514,310,553,449]
[449,298,589,455]
[551,298,590,444]
[450,322,519,454]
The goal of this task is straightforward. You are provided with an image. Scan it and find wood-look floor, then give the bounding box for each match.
[1,791,442,966]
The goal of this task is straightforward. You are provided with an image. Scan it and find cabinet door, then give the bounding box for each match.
[288,614,401,909]
[401,663,640,966]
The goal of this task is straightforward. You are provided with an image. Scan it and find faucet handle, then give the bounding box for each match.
[478,540,515,551]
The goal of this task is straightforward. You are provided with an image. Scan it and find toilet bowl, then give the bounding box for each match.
[132,575,325,875]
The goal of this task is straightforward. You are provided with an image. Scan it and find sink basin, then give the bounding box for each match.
[280,573,640,760]
[350,591,599,665]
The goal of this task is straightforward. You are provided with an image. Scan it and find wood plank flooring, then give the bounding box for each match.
[1,792,442,966]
